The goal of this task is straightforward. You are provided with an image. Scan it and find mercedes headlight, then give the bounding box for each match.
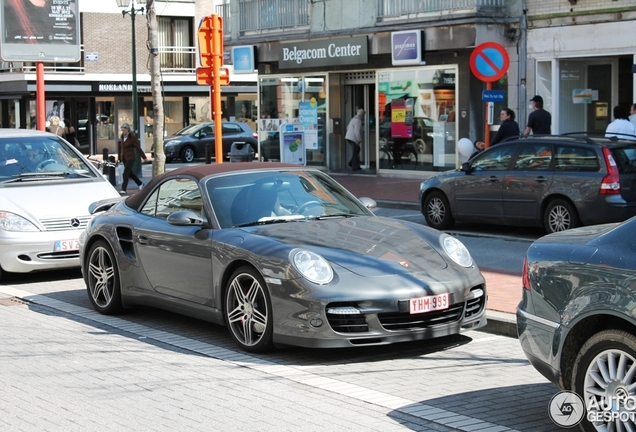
[0,212,39,232]
[291,249,333,285]
[441,234,472,267]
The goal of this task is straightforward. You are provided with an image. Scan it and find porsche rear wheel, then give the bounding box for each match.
[86,240,122,314]
[224,266,274,353]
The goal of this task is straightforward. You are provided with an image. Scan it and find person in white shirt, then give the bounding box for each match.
[345,109,364,170]
[629,103,636,129]
[605,105,636,141]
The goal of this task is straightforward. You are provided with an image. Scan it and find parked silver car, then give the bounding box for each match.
[419,135,636,233]
[0,129,120,280]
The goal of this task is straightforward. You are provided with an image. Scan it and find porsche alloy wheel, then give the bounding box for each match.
[86,240,122,314]
[424,191,454,230]
[572,330,636,432]
[225,267,274,353]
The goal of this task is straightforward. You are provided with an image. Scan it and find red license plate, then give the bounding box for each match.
[54,240,79,252]
[409,293,450,314]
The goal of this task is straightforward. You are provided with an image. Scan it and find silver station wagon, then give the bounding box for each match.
[419,135,636,233]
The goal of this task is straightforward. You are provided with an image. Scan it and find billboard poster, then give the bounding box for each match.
[0,0,80,62]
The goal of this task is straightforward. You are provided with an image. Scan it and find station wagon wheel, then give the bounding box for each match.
[544,199,578,233]
[180,146,195,163]
[572,330,636,432]
[86,240,122,314]
[224,266,274,353]
[423,191,454,230]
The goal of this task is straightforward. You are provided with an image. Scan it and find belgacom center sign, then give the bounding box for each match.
[278,36,368,69]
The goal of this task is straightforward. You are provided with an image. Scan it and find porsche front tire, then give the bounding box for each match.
[86,240,123,315]
[224,266,274,353]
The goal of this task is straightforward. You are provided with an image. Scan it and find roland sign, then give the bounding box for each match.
[279,36,368,69]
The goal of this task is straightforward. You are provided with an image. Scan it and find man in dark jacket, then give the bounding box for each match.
[118,123,148,194]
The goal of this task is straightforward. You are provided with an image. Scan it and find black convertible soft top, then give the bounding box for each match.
[124,162,303,210]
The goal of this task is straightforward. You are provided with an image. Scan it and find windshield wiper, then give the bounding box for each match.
[3,172,69,183]
[234,214,306,227]
[308,213,357,220]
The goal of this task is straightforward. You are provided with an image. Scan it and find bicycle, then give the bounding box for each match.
[378,138,419,170]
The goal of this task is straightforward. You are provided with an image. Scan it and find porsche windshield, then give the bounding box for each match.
[206,170,373,229]
[0,136,98,181]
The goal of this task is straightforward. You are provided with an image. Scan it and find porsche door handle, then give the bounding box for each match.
[488,176,500,182]
[136,235,149,245]
[534,176,547,183]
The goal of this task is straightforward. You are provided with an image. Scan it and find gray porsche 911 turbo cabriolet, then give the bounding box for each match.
[80,162,487,352]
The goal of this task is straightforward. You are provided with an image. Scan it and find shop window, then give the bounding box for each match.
[258,76,326,166]
[378,67,458,172]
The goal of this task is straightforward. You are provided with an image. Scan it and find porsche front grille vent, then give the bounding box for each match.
[326,303,369,333]
[465,286,486,319]
[378,303,464,331]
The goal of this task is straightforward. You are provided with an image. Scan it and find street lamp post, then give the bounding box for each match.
[116,0,144,135]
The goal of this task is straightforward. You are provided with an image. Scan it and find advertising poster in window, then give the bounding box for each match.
[0,0,80,62]
[280,128,305,165]
[390,98,413,138]
[298,100,318,149]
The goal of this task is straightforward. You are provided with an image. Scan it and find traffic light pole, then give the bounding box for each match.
[197,15,227,164]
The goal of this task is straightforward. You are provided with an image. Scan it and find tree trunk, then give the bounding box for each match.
[146,0,165,176]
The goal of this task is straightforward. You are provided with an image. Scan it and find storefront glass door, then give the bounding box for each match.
[345,84,376,169]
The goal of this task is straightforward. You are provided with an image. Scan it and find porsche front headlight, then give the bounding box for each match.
[0,212,39,232]
[291,249,333,285]
[441,234,472,267]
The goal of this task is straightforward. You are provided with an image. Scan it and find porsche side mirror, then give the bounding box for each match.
[358,197,377,211]
[167,210,204,226]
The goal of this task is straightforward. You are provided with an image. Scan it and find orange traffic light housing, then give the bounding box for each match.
[197,15,227,163]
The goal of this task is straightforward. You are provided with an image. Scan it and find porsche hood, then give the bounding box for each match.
[247,216,450,276]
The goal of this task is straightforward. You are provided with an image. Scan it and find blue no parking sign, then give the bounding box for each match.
[470,42,510,83]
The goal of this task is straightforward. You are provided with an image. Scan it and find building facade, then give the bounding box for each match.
[0,0,257,156]
[220,0,524,174]
[2,1,633,173]
[524,0,636,135]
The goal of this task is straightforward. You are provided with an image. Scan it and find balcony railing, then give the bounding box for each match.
[239,0,309,33]
[0,45,195,75]
[216,2,231,36]
[377,0,505,17]
[159,46,196,74]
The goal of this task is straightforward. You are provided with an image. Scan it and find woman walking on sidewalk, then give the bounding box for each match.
[118,123,148,194]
